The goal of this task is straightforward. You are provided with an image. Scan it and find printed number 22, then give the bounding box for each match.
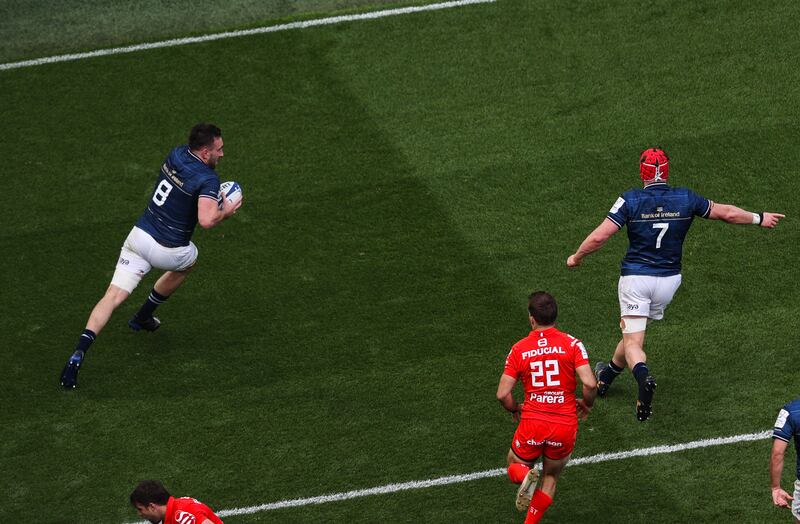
[531,360,560,387]
[152,180,174,206]
[653,222,669,249]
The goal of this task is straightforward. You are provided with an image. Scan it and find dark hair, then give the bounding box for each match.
[188,123,222,151]
[130,480,171,507]
[527,291,557,325]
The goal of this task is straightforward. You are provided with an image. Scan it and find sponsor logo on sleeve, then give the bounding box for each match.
[610,197,625,214]
[577,342,588,360]
[775,409,789,429]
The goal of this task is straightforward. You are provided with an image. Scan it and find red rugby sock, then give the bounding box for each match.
[524,489,553,524]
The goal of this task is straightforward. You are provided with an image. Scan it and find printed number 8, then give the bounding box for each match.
[152,180,174,206]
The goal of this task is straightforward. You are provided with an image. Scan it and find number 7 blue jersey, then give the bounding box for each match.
[135,146,221,247]
[606,183,712,276]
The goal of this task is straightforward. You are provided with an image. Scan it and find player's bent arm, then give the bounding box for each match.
[567,219,619,267]
[770,438,793,508]
[708,202,785,228]
[575,364,597,408]
[197,195,241,229]
[496,374,519,413]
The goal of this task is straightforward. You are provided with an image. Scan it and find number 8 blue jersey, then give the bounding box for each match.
[606,183,712,276]
[135,146,221,247]
[774,398,800,481]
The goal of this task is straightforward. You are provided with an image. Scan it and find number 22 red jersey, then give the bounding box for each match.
[503,327,590,425]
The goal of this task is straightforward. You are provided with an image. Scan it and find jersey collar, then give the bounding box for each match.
[530,326,558,337]
[187,147,204,164]
[644,182,669,189]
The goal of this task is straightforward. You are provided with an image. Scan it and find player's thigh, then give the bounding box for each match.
[511,419,576,462]
[131,227,198,271]
[541,454,570,477]
[111,229,153,293]
[792,480,800,521]
[618,275,654,317]
[648,274,682,320]
[151,242,198,272]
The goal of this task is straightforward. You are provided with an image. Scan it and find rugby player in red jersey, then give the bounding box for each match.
[130,480,223,524]
[496,291,597,523]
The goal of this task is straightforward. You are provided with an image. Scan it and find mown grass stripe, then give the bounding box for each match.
[0,0,496,72]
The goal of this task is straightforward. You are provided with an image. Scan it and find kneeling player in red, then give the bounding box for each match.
[130,479,223,524]
[496,291,597,523]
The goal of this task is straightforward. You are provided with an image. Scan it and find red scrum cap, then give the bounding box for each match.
[640,147,669,182]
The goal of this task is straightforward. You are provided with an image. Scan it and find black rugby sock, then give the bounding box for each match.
[135,288,168,320]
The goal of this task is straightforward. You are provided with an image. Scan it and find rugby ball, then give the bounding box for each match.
[220,181,243,205]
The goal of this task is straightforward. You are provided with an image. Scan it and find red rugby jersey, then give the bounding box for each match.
[163,496,223,524]
[503,327,589,424]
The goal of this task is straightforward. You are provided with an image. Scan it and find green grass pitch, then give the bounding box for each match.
[1,1,799,522]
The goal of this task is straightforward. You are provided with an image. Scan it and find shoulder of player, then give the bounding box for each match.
[509,337,529,353]
[550,328,579,342]
[786,398,800,413]
[172,146,216,175]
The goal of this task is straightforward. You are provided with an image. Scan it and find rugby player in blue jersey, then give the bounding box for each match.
[566,147,783,421]
[772,398,800,522]
[60,123,242,388]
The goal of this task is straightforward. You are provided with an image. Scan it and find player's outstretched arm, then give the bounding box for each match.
[708,202,785,228]
[567,218,619,267]
[771,438,793,508]
[197,194,242,229]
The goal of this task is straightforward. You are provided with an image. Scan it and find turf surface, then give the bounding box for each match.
[2,0,799,522]
[0,0,430,63]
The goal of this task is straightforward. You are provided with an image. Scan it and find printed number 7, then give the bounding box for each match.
[653,222,669,249]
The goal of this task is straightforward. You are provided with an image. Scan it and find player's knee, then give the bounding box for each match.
[106,284,131,306]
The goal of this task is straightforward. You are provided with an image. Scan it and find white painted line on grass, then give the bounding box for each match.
[0,0,497,72]
[124,429,769,521]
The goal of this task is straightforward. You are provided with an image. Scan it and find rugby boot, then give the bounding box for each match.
[595,361,611,397]
[635,375,657,422]
[128,315,161,332]
[60,350,84,389]
[515,467,540,512]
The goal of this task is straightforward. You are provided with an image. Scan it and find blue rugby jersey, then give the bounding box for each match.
[774,398,800,481]
[135,146,220,247]
[606,183,712,276]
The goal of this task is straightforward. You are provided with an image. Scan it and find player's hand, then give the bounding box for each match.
[761,212,785,228]
[511,408,521,423]
[575,399,592,420]
[566,254,581,268]
[221,195,243,217]
[772,487,793,508]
